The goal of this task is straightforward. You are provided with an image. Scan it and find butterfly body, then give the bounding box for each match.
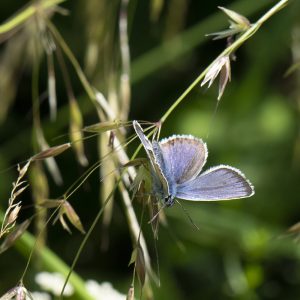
[133,121,254,206]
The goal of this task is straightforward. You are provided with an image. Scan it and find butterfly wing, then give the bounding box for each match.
[133,121,171,198]
[176,165,254,201]
[159,135,208,184]
[133,121,154,157]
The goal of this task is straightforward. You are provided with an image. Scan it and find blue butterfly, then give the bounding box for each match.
[133,120,254,207]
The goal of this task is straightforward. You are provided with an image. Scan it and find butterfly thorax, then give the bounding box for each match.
[151,177,175,206]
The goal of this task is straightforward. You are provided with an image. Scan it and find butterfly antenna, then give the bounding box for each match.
[176,200,200,230]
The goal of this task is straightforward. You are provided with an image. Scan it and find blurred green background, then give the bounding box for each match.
[1,0,300,299]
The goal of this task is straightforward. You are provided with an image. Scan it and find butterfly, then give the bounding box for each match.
[133,120,254,207]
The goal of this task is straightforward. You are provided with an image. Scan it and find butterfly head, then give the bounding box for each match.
[164,194,175,207]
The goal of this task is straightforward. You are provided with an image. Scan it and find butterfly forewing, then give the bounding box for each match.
[176,165,254,201]
[133,121,171,198]
[159,136,208,184]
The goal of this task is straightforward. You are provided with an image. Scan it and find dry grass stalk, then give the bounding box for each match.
[0,160,30,239]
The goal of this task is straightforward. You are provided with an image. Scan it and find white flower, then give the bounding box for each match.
[85,280,126,300]
[35,272,74,296]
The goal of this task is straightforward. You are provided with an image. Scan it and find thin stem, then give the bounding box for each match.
[160,0,288,123]
[19,209,58,282]
[256,0,288,25]
[0,0,66,34]
[46,20,96,103]
[60,177,121,297]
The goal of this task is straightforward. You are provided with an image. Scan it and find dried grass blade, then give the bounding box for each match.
[12,185,29,198]
[218,6,250,28]
[31,143,71,161]
[6,203,22,225]
[83,120,123,133]
[63,201,85,234]
[58,214,72,234]
[18,160,31,180]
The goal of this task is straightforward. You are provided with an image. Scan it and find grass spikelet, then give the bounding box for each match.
[0,161,30,239]
[83,120,124,133]
[0,284,33,300]
[31,143,71,161]
[52,200,85,234]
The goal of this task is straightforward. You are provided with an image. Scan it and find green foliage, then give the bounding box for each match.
[0,0,300,299]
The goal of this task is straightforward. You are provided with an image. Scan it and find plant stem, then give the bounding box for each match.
[0,0,66,34]
[160,0,289,123]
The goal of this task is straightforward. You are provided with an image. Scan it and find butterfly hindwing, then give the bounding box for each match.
[176,165,254,201]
